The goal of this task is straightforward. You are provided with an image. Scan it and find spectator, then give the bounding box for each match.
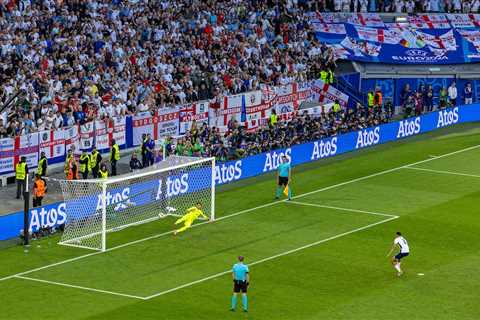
[144,134,155,167]
[448,82,458,106]
[464,82,473,104]
[400,84,412,107]
[424,85,434,112]
[439,87,448,109]
[414,92,424,116]
[0,119,8,138]
[130,153,143,172]
[404,96,415,118]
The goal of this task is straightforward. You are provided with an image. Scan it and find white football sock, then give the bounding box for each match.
[394,263,402,272]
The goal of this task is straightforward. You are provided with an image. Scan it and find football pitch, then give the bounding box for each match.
[1,123,480,319]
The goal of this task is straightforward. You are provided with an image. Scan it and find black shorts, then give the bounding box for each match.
[394,252,409,261]
[278,176,289,186]
[233,280,248,293]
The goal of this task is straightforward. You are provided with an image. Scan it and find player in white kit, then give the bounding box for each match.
[387,232,410,276]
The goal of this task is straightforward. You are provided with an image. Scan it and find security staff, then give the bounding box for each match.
[32,174,46,207]
[367,90,375,111]
[327,68,334,84]
[269,109,278,127]
[67,158,79,180]
[374,87,383,111]
[110,139,120,176]
[90,147,102,178]
[79,150,90,179]
[37,151,48,178]
[320,68,328,83]
[140,133,147,168]
[64,149,73,178]
[99,163,109,179]
[15,156,28,199]
[332,100,341,113]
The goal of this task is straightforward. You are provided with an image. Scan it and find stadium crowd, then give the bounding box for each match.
[169,103,390,161]
[333,0,480,13]
[0,0,338,137]
[0,0,478,139]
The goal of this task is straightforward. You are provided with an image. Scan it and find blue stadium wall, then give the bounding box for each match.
[359,77,480,106]
[0,104,479,241]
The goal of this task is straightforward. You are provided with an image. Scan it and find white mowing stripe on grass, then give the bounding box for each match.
[143,215,399,300]
[404,166,480,179]
[287,201,399,218]
[0,143,479,283]
[15,275,147,300]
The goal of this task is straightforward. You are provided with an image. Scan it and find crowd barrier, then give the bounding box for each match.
[0,104,478,241]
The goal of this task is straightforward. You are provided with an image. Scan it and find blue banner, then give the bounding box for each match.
[316,24,480,64]
[1,104,479,240]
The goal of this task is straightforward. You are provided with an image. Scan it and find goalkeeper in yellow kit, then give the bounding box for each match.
[173,202,208,235]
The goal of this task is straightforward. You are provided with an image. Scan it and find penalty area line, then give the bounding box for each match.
[404,166,480,179]
[143,215,399,300]
[286,201,399,218]
[15,275,147,300]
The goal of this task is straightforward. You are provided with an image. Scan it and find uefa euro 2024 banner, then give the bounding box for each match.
[0,104,478,241]
[309,13,480,64]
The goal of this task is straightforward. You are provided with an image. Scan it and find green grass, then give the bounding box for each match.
[1,123,480,319]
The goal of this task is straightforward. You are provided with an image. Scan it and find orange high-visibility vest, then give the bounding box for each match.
[375,92,383,106]
[67,160,79,180]
[34,179,46,197]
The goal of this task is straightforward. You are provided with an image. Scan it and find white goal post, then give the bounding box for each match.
[56,156,216,252]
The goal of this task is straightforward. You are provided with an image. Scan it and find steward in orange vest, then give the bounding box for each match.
[33,174,46,207]
[67,158,79,180]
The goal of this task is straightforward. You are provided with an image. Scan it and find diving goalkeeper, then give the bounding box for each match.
[173,202,208,235]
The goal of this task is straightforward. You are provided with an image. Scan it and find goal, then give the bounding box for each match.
[56,156,216,252]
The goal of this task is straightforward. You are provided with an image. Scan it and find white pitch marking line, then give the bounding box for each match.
[143,215,399,300]
[15,275,147,300]
[404,166,480,179]
[287,201,399,218]
[0,144,478,283]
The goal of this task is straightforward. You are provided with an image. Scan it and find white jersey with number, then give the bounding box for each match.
[394,236,410,253]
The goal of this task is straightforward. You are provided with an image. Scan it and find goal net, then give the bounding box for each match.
[56,156,215,251]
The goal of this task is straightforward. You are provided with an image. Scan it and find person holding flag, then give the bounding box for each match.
[275,155,292,200]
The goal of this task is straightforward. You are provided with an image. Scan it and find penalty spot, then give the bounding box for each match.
[417,273,425,276]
